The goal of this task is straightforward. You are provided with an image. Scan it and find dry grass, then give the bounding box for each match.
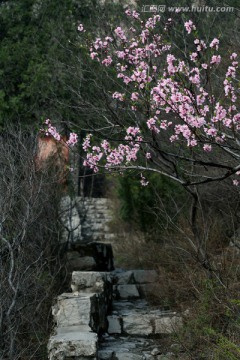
[110,213,240,359]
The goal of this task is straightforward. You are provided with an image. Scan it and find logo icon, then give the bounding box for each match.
[158,5,166,12]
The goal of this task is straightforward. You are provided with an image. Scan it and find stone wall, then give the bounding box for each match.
[61,197,114,244]
[48,271,112,360]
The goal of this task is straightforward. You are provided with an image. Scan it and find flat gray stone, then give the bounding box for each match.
[122,314,153,335]
[116,285,140,300]
[107,315,122,334]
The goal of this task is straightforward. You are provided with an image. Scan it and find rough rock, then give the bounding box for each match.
[53,291,111,334]
[71,271,112,293]
[151,348,161,355]
[48,331,97,360]
[52,293,96,329]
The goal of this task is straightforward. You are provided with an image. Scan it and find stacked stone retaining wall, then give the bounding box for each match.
[61,197,114,244]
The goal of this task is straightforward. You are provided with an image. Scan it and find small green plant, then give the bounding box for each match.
[175,280,240,359]
[204,327,240,360]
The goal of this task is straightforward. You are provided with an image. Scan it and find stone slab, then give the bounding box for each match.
[107,315,122,334]
[116,285,140,300]
[122,314,153,335]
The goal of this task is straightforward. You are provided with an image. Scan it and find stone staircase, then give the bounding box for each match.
[48,268,182,360]
[98,269,182,360]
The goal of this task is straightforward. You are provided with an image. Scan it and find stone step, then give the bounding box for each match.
[112,269,158,285]
[111,269,159,300]
[98,336,163,360]
[48,268,182,359]
[113,284,140,300]
[107,300,182,336]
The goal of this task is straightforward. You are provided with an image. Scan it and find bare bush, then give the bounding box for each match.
[0,126,67,359]
[112,200,240,359]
